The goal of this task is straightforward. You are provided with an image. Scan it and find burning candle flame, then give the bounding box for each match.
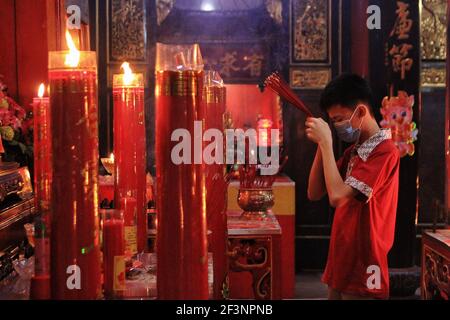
[38,83,45,98]
[109,153,115,161]
[65,31,80,67]
[121,62,134,86]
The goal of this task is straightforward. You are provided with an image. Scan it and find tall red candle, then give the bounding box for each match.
[113,63,147,254]
[136,84,147,254]
[33,84,52,218]
[204,75,228,299]
[155,43,208,300]
[48,32,101,299]
[102,209,125,299]
[30,83,51,300]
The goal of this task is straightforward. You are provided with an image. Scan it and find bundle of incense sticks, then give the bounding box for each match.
[206,172,233,226]
[238,156,289,189]
[207,172,233,212]
[264,72,314,118]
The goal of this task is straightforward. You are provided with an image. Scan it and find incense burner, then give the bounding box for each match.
[237,188,274,220]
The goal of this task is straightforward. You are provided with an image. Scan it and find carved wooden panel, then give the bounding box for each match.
[201,42,269,83]
[422,244,450,300]
[109,0,146,62]
[290,0,330,64]
[421,64,446,87]
[290,67,331,89]
[228,237,273,300]
[420,0,447,87]
[418,0,447,225]
[421,0,447,60]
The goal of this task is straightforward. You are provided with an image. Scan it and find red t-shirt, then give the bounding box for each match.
[322,129,400,299]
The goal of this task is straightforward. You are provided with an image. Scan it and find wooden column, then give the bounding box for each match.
[15,0,49,109]
[0,0,18,99]
[447,1,450,215]
[0,0,64,107]
[351,0,369,77]
[46,0,66,51]
[369,0,420,268]
[417,1,447,234]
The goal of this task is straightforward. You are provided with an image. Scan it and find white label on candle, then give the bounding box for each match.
[170,121,281,175]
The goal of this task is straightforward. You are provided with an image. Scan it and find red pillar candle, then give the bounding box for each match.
[102,209,126,299]
[33,84,52,217]
[30,83,51,300]
[48,31,101,299]
[203,73,228,299]
[136,128,147,253]
[113,62,147,254]
[136,84,147,254]
[155,43,208,300]
[119,196,137,257]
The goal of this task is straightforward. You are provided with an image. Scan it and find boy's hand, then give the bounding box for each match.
[305,117,332,147]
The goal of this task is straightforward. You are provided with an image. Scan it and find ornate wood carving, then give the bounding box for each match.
[110,0,146,61]
[421,66,446,87]
[421,0,447,60]
[422,245,450,300]
[421,0,447,87]
[290,67,331,89]
[201,43,268,83]
[227,237,273,300]
[291,0,330,63]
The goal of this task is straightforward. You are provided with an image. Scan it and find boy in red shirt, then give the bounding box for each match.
[306,74,400,300]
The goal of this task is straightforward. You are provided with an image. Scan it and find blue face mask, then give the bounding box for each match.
[333,108,363,143]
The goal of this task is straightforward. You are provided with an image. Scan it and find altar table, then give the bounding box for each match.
[421,229,450,300]
[226,211,282,300]
[227,176,295,299]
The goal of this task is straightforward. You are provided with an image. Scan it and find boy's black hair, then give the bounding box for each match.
[319,73,374,116]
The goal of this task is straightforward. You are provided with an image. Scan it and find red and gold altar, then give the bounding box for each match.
[0,0,448,303]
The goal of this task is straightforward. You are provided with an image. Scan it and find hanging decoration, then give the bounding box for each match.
[380,91,418,157]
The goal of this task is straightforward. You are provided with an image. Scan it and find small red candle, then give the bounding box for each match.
[33,83,52,216]
[119,196,137,257]
[30,83,51,299]
[48,31,101,299]
[113,62,147,254]
[102,209,126,299]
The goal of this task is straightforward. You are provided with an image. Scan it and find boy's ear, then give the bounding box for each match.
[357,104,368,118]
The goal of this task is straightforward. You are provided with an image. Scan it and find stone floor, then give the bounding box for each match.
[294,272,328,300]
[294,271,421,300]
